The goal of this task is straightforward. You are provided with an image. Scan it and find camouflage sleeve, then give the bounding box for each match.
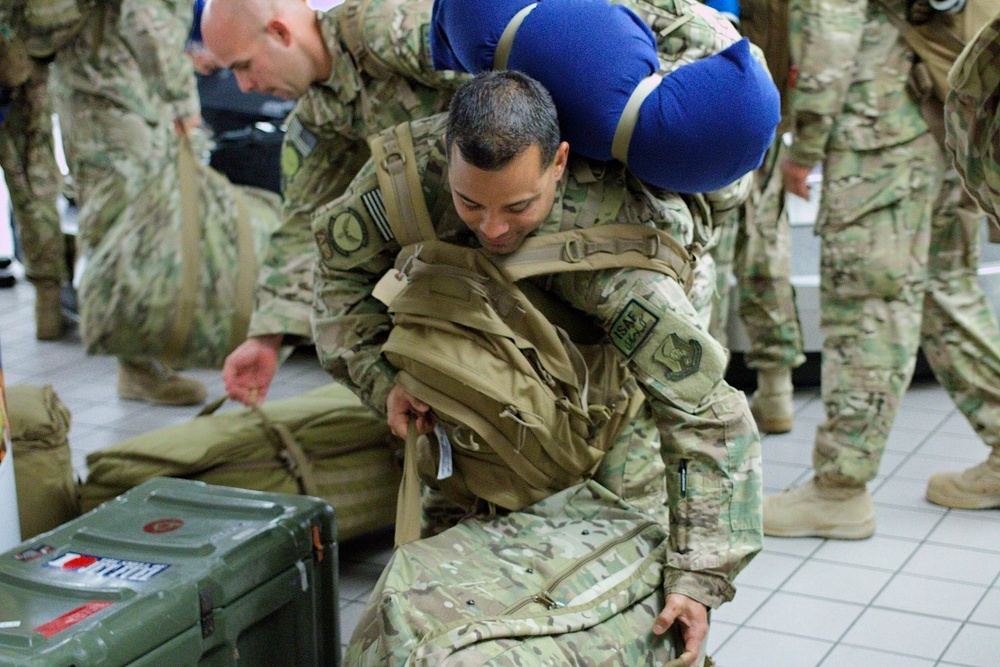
[553,185,763,609]
[310,158,399,416]
[247,111,373,341]
[358,0,464,90]
[786,0,867,165]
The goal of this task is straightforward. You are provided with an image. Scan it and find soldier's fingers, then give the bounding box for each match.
[653,603,680,635]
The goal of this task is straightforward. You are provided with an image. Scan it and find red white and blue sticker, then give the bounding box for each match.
[46,552,170,582]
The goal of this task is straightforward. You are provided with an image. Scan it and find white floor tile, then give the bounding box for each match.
[902,543,1000,587]
[712,627,832,667]
[781,560,893,605]
[812,535,920,572]
[941,623,1000,667]
[874,573,987,621]
[840,608,961,660]
[819,645,935,667]
[745,592,864,642]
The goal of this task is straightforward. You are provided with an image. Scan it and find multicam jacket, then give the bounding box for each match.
[946,10,1000,228]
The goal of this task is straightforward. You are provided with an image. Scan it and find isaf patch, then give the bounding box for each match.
[609,299,659,358]
[654,333,702,381]
[328,209,369,256]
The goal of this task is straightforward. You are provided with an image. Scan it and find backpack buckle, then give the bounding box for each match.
[563,238,586,263]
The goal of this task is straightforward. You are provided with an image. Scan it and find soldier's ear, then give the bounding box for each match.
[265,18,293,47]
[551,142,570,180]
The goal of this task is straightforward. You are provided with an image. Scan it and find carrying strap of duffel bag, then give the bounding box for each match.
[197,396,322,498]
[160,137,257,363]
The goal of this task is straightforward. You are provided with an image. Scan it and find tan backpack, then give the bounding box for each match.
[368,122,696,545]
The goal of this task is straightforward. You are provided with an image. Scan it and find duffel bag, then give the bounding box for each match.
[81,382,401,541]
[347,480,715,665]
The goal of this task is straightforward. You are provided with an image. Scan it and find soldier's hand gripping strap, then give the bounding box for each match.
[368,123,438,245]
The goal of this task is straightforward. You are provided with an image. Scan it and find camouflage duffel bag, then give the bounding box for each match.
[346,481,707,666]
[80,382,402,542]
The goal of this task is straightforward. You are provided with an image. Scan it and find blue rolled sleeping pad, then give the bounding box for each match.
[430,0,780,193]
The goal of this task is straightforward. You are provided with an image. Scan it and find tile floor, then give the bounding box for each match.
[1,273,998,666]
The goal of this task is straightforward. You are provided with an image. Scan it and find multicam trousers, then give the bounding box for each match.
[815,132,1000,485]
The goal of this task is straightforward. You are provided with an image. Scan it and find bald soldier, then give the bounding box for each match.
[201,0,462,405]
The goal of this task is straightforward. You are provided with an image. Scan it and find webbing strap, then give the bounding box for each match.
[489,223,696,292]
[226,192,257,355]
[611,73,662,165]
[493,3,538,70]
[369,123,437,245]
[337,0,394,80]
[394,421,424,548]
[161,137,200,362]
[249,402,322,498]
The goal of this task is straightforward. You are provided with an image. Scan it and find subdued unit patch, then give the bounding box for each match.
[609,298,659,358]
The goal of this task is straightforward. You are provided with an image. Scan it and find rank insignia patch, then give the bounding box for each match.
[328,209,368,256]
[609,299,659,358]
[654,333,702,381]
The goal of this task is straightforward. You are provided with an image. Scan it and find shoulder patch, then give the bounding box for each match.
[361,188,394,241]
[653,333,702,381]
[609,299,659,358]
[327,208,369,256]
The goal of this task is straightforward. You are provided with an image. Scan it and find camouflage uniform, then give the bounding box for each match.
[788,0,1000,486]
[709,0,806,371]
[0,58,66,291]
[49,0,282,367]
[709,137,806,371]
[946,11,1000,231]
[247,0,462,344]
[312,113,763,610]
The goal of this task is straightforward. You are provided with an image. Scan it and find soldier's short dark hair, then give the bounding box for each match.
[445,70,561,171]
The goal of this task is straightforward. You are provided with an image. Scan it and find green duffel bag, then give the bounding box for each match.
[81,382,402,542]
[8,384,81,540]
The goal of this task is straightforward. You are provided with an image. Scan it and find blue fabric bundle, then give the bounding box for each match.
[430,0,780,193]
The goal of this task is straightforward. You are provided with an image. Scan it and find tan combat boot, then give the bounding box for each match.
[751,367,794,434]
[763,477,875,539]
[117,358,207,406]
[926,448,1000,509]
[35,284,67,341]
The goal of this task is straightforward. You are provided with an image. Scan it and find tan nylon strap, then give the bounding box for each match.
[249,402,322,498]
[161,137,201,362]
[369,123,438,244]
[337,0,395,80]
[394,421,424,548]
[489,224,695,291]
[226,193,257,355]
[493,3,538,70]
[611,73,663,165]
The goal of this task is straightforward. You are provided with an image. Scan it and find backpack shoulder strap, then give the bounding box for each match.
[368,121,438,245]
[490,224,696,292]
[337,0,395,80]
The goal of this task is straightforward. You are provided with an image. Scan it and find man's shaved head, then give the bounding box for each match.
[201,0,330,100]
